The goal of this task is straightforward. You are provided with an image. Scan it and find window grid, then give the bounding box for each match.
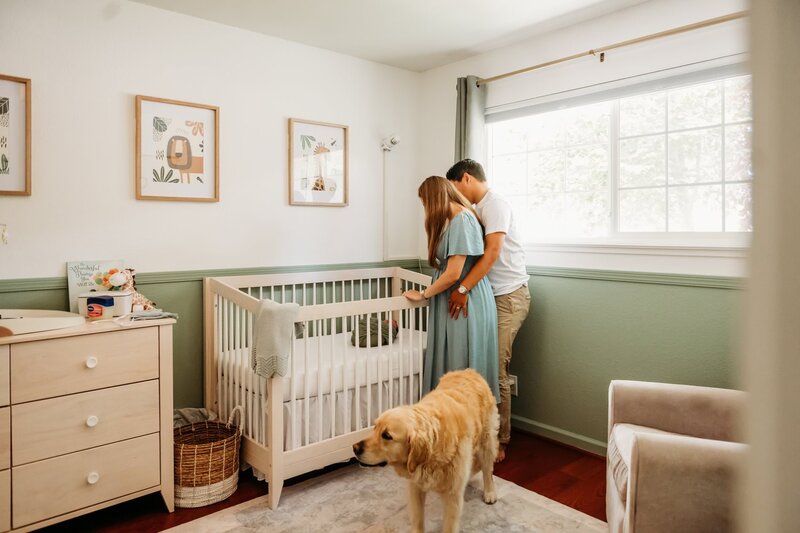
[487,75,752,242]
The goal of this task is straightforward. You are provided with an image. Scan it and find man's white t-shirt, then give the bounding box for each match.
[474,189,529,296]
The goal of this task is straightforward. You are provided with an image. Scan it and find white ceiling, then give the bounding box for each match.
[131,0,650,72]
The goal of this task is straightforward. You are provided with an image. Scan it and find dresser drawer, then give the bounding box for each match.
[12,381,160,466]
[11,328,159,403]
[0,469,8,533]
[12,433,160,528]
[0,408,8,470]
[0,346,8,407]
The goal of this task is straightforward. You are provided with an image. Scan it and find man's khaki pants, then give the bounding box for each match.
[495,284,531,445]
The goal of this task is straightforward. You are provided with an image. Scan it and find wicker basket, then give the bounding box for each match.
[174,406,243,508]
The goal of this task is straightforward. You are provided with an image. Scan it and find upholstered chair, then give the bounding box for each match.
[606,380,747,533]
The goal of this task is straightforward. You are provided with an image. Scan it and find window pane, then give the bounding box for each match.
[562,102,610,146]
[668,184,722,231]
[620,135,666,187]
[620,188,666,232]
[528,149,564,193]
[724,76,752,123]
[566,145,609,192]
[526,194,563,239]
[526,112,565,151]
[668,81,722,130]
[725,183,753,232]
[562,192,610,237]
[491,154,526,195]
[620,92,666,137]
[491,120,527,155]
[725,123,753,181]
[668,128,722,184]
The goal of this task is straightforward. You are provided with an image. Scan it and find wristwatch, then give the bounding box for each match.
[457,285,469,295]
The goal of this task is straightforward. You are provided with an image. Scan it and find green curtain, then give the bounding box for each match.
[454,75,487,164]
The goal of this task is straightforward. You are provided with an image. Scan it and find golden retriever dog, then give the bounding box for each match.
[352,369,499,533]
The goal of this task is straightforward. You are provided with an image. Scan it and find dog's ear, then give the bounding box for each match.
[406,426,429,474]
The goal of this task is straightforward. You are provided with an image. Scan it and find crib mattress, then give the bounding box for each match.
[218,328,425,402]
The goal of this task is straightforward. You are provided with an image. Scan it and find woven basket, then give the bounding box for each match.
[174,406,243,508]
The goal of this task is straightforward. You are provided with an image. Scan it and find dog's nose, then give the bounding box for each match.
[353,441,364,456]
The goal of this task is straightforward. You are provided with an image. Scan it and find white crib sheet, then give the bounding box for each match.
[218,328,426,403]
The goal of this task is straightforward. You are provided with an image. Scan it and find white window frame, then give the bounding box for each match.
[485,57,751,276]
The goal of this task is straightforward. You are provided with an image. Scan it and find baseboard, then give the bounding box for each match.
[511,414,607,456]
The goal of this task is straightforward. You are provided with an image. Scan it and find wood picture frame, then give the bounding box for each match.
[135,95,219,202]
[288,118,348,207]
[0,74,31,196]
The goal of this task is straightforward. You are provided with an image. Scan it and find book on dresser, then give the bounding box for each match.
[0,318,175,533]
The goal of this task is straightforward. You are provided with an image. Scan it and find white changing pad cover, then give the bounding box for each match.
[219,328,426,402]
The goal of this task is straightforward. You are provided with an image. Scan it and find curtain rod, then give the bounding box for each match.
[477,10,748,86]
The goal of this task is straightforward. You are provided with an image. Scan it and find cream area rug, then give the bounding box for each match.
[165,464,606,533]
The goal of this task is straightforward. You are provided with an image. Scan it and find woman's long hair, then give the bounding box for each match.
[418,176,482,268]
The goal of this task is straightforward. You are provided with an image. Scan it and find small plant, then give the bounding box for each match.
[0,154,9,174]
[152,165,177,183]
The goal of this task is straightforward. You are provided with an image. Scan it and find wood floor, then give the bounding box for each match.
[40,430,606,532]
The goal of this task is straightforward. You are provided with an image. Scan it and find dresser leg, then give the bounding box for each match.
[161,486,175,513]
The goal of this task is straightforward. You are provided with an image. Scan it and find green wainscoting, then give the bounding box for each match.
[0,261,741,455]
[510,267,742,455]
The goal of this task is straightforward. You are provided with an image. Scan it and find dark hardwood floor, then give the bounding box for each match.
[41,429,606,532]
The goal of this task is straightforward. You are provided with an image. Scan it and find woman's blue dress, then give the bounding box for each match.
[424,211,499,401]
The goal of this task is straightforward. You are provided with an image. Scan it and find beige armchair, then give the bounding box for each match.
[606,380,747,533]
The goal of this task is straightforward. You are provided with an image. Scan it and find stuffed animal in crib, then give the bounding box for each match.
[107,268,156,311]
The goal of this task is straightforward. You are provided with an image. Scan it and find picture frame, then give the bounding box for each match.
[288,118,348,206]
[135,95,219,202]
[0,74,31,196]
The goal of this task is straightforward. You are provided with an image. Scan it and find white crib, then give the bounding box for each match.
[203,267,431,509]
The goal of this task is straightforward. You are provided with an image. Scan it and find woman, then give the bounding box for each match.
[404,176,499,401]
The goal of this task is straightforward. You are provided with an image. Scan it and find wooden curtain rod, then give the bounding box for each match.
[477,10,748,86]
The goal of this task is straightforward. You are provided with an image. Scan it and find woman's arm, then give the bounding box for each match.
[404,255,467,302]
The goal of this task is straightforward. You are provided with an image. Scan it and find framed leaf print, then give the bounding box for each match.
[0,74,31,196]
[136,95,219,202]
[289,118,348,206]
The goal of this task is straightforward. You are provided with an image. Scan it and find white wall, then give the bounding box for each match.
[0,0,421,279]
[417,0,749,276]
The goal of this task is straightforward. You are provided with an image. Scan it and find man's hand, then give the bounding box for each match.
[448,291,468,319]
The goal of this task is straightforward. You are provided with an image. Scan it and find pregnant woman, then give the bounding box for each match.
[404,176,499,401]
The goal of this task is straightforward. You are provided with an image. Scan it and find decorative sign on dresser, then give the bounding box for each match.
[0,318,175,532]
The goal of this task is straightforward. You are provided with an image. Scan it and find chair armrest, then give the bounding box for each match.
[625,431,745,533]
[608,380,745,441]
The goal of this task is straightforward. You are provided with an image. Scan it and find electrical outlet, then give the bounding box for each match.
[509,374,518,397]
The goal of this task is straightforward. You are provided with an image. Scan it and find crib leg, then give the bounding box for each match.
[267,375,284,509]
[268,476,284,510]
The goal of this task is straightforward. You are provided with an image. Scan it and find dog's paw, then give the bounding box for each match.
[483,490,497,505]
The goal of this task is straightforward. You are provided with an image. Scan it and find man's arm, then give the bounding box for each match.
[448,232,505,319]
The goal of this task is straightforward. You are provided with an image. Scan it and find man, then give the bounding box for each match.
[446,158,530,462]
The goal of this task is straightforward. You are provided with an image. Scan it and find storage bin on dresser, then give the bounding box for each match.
[0,319,175,532]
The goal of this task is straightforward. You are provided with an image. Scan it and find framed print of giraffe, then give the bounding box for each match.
[135,95,219,202]
[0,74,31,196]
[288,118,348,206]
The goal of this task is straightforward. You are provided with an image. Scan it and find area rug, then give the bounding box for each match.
[164,464,606,532]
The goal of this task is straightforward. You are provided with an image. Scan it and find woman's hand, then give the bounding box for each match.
[403,290,426,302]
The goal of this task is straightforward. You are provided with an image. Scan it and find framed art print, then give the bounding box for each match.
[136,95,219,202]
[289,118,348,206]
[0,74,31,196]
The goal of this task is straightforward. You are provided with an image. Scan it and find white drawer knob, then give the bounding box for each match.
[86,415,99,428]
[85,356,98,369]
[87,472,100,485]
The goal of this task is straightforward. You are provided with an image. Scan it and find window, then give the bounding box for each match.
[486,74,752,245]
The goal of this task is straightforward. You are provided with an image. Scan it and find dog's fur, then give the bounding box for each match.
[353,369,499,533]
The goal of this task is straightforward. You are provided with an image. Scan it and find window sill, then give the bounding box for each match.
[524,241,749,277]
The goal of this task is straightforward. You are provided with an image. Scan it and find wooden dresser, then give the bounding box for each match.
[0,319,175,532]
